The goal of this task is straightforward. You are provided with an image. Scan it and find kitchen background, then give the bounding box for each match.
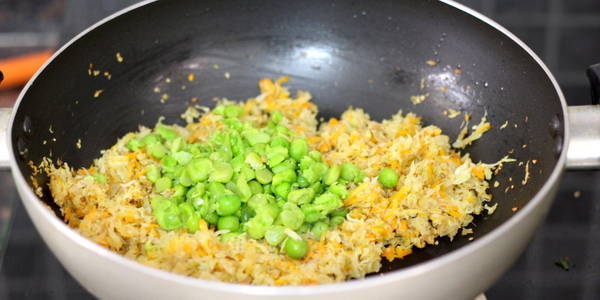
[0,0,599,299]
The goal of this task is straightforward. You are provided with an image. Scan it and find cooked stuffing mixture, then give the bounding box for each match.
[45,77,506,285]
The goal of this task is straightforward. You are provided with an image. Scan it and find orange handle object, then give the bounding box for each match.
[0,50,53,90]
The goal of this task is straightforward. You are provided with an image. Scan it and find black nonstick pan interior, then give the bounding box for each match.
[10,0,565,273]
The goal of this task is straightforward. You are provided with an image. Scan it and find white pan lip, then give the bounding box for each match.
[7,0,569,296]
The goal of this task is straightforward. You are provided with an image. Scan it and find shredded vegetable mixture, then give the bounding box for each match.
[45,77,501,285]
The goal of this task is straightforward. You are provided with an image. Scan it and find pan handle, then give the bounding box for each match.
[566,105,600,169]
[566,65,600,169]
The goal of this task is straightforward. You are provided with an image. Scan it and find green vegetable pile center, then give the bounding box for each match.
[129,106,368,259]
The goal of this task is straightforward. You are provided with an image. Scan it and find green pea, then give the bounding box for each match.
[297,176,309,187]
[210,148,232,162]
[299,156,315,170]
[257,203,280,220]
[240,165,255,181]
[314,192,340,205]
[146,165,161,182]
[252,143,267,156]
[151,195,168,211]
[378,168,399,188]
[272,169,297,186]
[204,211,219,225]
[156,125,179,141]
[217,216,240,231]
[235,175,252,201]
[162,155,177,168]
[331,208,349,218]
[270,136,289,148]
[255,168,273,184]
[262,213,278,226]
[248,180,263,195]
[340,162,360,182]
[171,184,187,202]
[266,146,289,167]
[284,237,308,259]
[224,118,244,131]
[264,226,286,245]
[275,125,290,135]
[245,131,270,146]
[220,232,241,243]
[303,210,321,223]
[208,182,228,200]
[239,206,256,223]
[172,151,193,165]
[330,215,345,226]
[187,143,206,156]
[155,177,172,193]
[195,200,210,217]
[289,138,309,160]
[311,192,342,216]
[169,136,186,153]
[213,105,225,115]
[302,168,318,184]
[311,221,329,239]
[355,171,366,183]
[178,203,198,233]
[271,164,292,176]
[287,188,315,205]
[147,143,168,158]
[279,203,304,230]
[224,105,244,118]
[154,200,182,230]
[216,194,241,216]
[186,158,213,182]
[328,182,348,199]
[308,150,321,161]
[312,163,329,181]
[263,183,272,195]
[141,133,161,146]
[248,193,270,210]
[297,223,310,234]
[230,155,245,172]
[273,182,291,199]
[323,164,341,185]
[271,111,284,124]
[246,219,267,239]
[245,152,264,169]
[186,183,206,203]
[310,182,324,194]
[92,173,107,184]
[226,181,237,194]
[276,199,286,209]
[178,170,194,187]
[209,162,233,183]
[126,138,143,151]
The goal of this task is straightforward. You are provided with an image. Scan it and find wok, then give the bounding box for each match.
[1,0,599,299]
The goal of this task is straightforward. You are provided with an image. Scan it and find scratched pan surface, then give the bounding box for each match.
[10,0,563,277]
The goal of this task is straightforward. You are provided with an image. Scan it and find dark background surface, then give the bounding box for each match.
[0,0,599,299]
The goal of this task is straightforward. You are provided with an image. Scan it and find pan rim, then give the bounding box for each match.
[7,0,570,295]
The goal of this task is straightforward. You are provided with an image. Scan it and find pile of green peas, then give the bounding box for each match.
[126,105,366,259]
